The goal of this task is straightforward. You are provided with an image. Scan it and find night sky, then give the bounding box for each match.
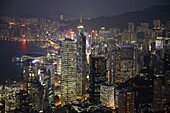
[0,0,170,18]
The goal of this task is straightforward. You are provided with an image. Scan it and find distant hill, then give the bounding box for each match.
[1,4,170,32]
[63,4,170,32]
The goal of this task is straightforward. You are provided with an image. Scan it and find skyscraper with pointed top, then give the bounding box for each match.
[76,16,87,97]
[77,16,84,36]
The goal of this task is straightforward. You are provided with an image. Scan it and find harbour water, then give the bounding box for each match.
[0,40,46,83]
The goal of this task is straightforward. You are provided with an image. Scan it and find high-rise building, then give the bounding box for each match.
[77,33,87,97]
[4,82,22,112]
[107,37,120,85]
[23,59,38,93]
[89,56,107,103]
[128,23,135,32]
[77,16,84,36]
[153,77,163,112]
[127,22,136,44]
[100,85,115,109]
[16,90,32,112]
[153,20,161,30]
[122,30,136,44]
[29,80,43,111]
[118,90,135,113]
[45,65,55,105]
[61,38,77,105]
[164,43,170,73]
[119,44,136,83]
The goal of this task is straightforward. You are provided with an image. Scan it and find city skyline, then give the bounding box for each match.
[0,0,170,18]
[0,1,170,112]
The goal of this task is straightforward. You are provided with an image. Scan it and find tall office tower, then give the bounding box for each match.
[90,30,101,57]
[61,38,77,105]
[153,20,165,39]
[16,90,32,112]
[23,59,37,93]
[153,20,161,30]
[90,30,98,46]
[77,33,87,97]
[166,19,170,37]
[118,90,135,113]
[140,23,149,31]
[45,65,55,105]
[108,27,121,37]
[122,23,136,44]
[4,82,22,112]
[100,85,115,109]
[128,22,135,32]
[77,16,84,36]
[0,97,5,113]
[153,78,162,112]
[118,44,135,83]
[98,27,109,43]
[164,42,170,73]
[163,73,170,110]
[107,37,120,85]
[89,56,107,103]
[29,80,43,111]
[23,60,44,112]
[127,22,136,44]
[38,65,56,106]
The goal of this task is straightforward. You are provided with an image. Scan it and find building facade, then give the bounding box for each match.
[61,38,77,105]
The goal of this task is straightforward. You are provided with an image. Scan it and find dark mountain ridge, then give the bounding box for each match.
[64,4,170,32]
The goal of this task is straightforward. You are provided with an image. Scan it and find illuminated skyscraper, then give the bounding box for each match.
[118,90,135,113]
[153,78,162,112]
[42,65,56,105]
[77,33,87,97]
[107,37,120,85]
[164,41,170,73]
[29,80,43,111]
[16,90,32,112]
[76,17,87,97]
[113,44,136,84]
[77,16,84,36]
[153,20,161,30]
[100,85,115,109]
[61,38,77,105]
[128,22,135,32]
[89,56,107,103]
[119,44,135,83]
[23,59,37,93]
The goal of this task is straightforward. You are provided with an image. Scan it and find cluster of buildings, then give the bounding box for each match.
[0,16,170,113]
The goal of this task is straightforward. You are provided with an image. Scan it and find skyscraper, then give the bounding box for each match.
[77,33,87,97]
[153,78,162,112]
[107,37,120,85]
[76,17,87,97]
[77,16,84,36]
[119,44,135,83]
[89,56,107,103]
[61,38,77,105]
[100,85,115,109]
[118,90,135,113]
[23,59,37,93]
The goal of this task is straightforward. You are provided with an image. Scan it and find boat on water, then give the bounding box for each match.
[12,52,45,63]
[12,55,31,63]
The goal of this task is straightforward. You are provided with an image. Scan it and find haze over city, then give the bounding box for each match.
[0,0,170,18]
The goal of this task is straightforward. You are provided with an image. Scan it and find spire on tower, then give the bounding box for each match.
[80,15,83,24]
